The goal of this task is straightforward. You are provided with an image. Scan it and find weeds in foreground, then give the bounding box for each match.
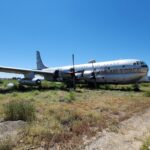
[0,139,13,150]
[141,83,150,87]
[67,92,76,103]
[141,137,150,150]
[132,84,140,91]
[4,100,35,122]
[24,108,106,149]
[59,92,76,103]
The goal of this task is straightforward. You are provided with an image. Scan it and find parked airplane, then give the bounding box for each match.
[0,51,149,87]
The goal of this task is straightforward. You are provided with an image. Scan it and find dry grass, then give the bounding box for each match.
[0,139,13,150]
[0,81,150,149]
[3,100,35,122]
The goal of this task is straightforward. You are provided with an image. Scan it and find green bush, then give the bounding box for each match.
[41,81,65,90]
[66,92,76,103]
[104,84,112,90]
[144,91,150,97]
[141,137,150,150]
[4,100,35,122]
[132,84,140,91]
[120,86,132,91]
[141,83,150,87]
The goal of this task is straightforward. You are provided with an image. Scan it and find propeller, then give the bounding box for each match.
[89,60,97,88]
[72,54,76,89]
[70,54,85,88]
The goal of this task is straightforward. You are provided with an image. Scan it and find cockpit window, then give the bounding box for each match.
[134,61,145,66]
[140,61,145,65]
[134,61,147,67]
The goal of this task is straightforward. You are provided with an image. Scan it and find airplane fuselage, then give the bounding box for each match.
[43,59,149,84]
[0,51,149,86]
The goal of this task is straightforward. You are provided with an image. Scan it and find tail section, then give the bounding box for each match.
[36,51,47,70]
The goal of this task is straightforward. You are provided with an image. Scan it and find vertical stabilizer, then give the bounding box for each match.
[36,51,47,70]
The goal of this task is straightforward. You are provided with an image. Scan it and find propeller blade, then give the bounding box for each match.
[72,54,76,89]
[72,54,75,69]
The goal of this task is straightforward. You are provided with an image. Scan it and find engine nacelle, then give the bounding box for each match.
[82,70,93,78]
[75,72,83,78]
[58,70,73,80]
[19,78,41,86]
[53,69,95,81]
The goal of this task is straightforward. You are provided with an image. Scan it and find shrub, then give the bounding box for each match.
[132,84,140,91]
[4,100,35,122]
[0,139,13,150]
[141,83,150,87]
[41,81,65,90]
[144,91,150,97]
[98,84,114,90]
[104,85,111,90]
[66,92,76,103]
[120,86,132,91]
[55,109,81,126]
[69,92,76,101]
[141,137,150,150]
[71,120,88,135]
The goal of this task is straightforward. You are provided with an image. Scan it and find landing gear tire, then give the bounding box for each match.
[36,80,41,86]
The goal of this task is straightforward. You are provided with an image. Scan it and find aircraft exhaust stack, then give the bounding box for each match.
[36,51,47,70]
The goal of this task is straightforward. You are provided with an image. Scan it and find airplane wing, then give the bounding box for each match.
[0,66,53,76]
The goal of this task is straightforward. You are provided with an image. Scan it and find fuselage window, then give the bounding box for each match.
[136,61,140,65]
[133,63,136,65]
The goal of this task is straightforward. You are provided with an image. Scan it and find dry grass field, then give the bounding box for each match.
[0,80,150,149]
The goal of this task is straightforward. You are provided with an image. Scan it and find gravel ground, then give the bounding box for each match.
[84,108,150,150]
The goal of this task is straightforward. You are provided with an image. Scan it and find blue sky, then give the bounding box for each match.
[0,0,150,77]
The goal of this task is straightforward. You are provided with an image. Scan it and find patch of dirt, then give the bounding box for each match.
[0,121,26,142]
[83,108,150,150]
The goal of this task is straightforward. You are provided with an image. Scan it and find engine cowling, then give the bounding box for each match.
[19,78,41,86]
[75,72,83,78]
[59,70,94,80]
[57,70,73,80]
[82,70,93,78]
[53,69,95,81]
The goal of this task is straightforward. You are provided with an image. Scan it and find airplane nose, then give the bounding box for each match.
[142,64,148,68]
[140,63,149,73]
[147,65,149,72]
[142,64,149,72]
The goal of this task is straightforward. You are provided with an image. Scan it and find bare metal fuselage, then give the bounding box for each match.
[0,51,149,85]
[43,59,149,84]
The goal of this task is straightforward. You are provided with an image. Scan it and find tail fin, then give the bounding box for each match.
[36,51,47,70]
